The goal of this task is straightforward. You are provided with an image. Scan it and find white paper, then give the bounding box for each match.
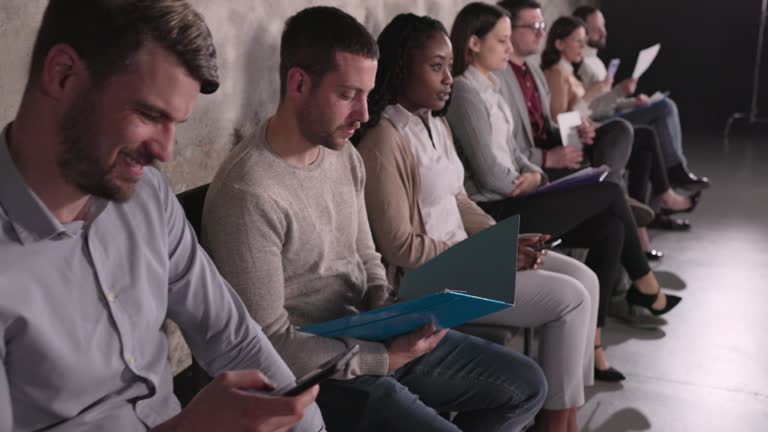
[632,43,661,79]
[647,90,668,104]
[557,111,583,150]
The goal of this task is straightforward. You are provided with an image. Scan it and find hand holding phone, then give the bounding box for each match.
[531,238,562,252]
[273,345,360,396]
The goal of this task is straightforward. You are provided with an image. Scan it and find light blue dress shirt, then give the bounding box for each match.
[0,124,325,431]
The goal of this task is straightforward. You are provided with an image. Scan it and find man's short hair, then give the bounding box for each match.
[572,6,600,23]
[497,0,542,23]
[279,6,378,97]
[29,0,219,94]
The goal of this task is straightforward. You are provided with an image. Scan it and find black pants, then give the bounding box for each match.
[542,118,634,185]
[627,126,672,203]
[480,182,651,327]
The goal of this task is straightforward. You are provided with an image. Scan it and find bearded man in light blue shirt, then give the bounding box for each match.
[0,1,325,431]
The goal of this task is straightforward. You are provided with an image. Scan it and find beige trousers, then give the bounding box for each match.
[470,251,599,410]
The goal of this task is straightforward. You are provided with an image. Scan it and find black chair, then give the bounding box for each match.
[172,183,213,406]
[175,183,210,237]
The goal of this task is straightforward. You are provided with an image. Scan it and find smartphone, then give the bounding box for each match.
[606,58,621,79]
[273,345,360,396]
[532,238,562,252]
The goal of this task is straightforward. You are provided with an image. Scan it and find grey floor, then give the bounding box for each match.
[576,127,768,431]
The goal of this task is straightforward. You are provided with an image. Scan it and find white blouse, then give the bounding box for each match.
[383,104,468,245]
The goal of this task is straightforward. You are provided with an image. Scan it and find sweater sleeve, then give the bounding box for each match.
[455,188,495,235]
[202,183,389,379]
[446,80,520,196]
[358,122,451,272]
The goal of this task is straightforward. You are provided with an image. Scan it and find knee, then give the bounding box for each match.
[608,118,634,144]
[660,98,678,116]
[552,276,591,315]
[567,261,600,306]
[550,253,600,302]
[365,376,411,403]
[598,119,634,150]
[597,180,625,200]
[511,354,548,412]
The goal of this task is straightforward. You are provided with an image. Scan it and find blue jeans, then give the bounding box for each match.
[317,331,547,432]
[621,98,686,168]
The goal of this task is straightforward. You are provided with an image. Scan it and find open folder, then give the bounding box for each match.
[299,216,521,340]
[299,291,511,341]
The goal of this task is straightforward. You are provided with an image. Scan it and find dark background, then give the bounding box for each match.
[598,0,767,132]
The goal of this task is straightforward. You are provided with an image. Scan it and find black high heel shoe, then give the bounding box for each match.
[660,190,701,216]
[594,345,626,382]
[626,286,682,316]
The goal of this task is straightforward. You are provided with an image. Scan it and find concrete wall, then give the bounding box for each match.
[0,0,594,192]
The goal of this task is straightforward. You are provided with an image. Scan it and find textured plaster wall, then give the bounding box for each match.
[1,0,593,192]
[0,0,593,374]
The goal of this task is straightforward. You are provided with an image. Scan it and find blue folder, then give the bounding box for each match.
[299,291,511,341]
[398,215,520,303]
[516,165,609,199]
[299,216,519,341]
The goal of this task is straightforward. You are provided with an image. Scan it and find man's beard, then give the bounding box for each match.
[297,98,353,151]
[588,38,606,50]
[58,93,137,203]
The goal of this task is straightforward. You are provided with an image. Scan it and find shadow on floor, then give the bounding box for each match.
[581,406,652,432]
[654,270,687,290]
[602,323,666,347]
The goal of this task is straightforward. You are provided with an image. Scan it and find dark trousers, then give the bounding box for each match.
[621,97,686,168]
[479,182,651,327]
[627,126,672,203]
[543,118,634,185]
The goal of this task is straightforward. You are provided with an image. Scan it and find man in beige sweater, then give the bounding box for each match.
[202,6,546,432]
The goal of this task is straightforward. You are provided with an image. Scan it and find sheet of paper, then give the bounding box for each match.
[557,111,582,150]
[632,43,661,79]
[647,90,668,104]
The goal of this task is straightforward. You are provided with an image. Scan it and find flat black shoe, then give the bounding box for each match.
[648,215,691,231]
[668,164,710,192]
[594,345,627,382]
[645,249,664,261]
[594,366,626,382]
[626,286,682,316]
[660,190,701,216]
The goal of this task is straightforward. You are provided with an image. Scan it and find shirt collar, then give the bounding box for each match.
[463,64,500,95]
[0,123,79,244]
[382,104,434,131]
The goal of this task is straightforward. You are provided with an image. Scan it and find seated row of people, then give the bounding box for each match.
[538,10,702,257]
[0,1,698,431]
[202,2,687,431]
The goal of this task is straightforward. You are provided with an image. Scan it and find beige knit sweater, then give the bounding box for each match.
[202,121,393,379]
